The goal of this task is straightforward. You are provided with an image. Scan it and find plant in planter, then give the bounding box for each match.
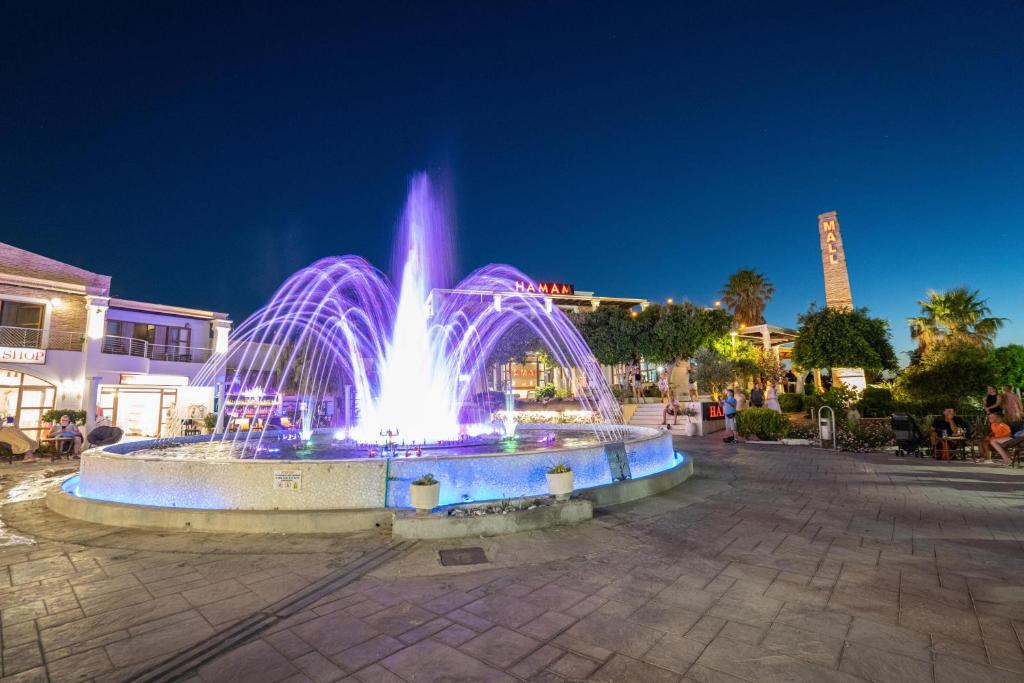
[409,473,440,515]
[546,463,574,500]
[203,413,218,434]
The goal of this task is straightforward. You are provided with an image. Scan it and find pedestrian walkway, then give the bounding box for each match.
[1,438,1022,682]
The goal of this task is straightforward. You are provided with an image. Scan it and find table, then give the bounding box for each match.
[937,435,966,461]
[40,436,78,462]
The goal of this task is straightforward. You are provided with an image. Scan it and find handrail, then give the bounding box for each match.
[149,344,212,363]
[0,325,43,349]
[0,325,84,351]
[101,334,148,357]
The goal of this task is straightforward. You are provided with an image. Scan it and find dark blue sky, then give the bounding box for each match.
[3,2,1021,358]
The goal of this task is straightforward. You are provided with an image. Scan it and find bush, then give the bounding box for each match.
[41,409,88,425]
[643,385,662,398]
[858,387,894,418]
[786,422,818,440]
[611,384,630,401]
[534,384,557,401]
[805,386,860,425]
[836,420,896,452]
[736,408,791,440]
[778,393,804,413]
[203,413,218,433]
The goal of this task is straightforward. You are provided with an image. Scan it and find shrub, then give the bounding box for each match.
[805,386,860,425]
[203,413,218,433]
[41,409,88,425]
[778,393,804,413]
[836,420,895,452]
[858,387,894,418]
[736,408,791,440]
[412,473,438,486]
[786,422,818,440]
[611,384,630,401]
[643,385,662,398]
[547,463,571,474]
[534,384,557,401]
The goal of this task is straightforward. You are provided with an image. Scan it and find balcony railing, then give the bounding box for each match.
[0,325,84,351]
[101,335,212,363]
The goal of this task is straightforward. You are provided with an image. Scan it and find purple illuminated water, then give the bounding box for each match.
[191,173,624,453]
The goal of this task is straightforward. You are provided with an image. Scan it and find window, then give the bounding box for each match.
[0,301,43,329]
[0,370,56,442]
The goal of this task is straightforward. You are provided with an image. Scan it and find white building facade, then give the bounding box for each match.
[0,242,231,440]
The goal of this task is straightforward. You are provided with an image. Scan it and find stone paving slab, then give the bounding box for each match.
[2,439,1024,681]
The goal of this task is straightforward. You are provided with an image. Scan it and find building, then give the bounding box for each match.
[0,242,231,440]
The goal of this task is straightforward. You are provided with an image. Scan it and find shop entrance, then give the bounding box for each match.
[99,386,178,437]
[0,369,57,442]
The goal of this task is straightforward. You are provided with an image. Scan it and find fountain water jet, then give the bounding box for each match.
[189,172,625,452]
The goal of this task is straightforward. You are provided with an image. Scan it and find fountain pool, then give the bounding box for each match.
[50,173,687,531]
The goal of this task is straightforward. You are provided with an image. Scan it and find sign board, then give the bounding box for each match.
[604,441,632,481]
[273,470,302,491]
[701,401,725,421]
[513,280,575,296]
[0,347,46,364]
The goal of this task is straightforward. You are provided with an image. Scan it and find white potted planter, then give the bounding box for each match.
[409,474,440,515]
[684,419,698,437]
[546,464,574,501]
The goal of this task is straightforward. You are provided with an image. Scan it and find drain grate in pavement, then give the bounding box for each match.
[439,547,488,566]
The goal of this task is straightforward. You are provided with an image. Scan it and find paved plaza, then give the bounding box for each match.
[1,439,1023,683]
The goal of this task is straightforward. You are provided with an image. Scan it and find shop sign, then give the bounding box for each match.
[0,347,46,364]
[702,402,725,420]
[819,216,841,264]
[273,470,302,491]
[512,280,575,295]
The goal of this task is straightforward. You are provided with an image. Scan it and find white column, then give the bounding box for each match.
[83,375,103,434]
[212,319,232,355]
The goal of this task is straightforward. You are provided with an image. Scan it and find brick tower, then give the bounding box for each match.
[816,211,866,389]
[817,211,854,310]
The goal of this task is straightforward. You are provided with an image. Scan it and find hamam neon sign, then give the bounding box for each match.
[512,280,575,295]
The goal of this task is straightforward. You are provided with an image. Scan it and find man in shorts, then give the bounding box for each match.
[722,389,738,443]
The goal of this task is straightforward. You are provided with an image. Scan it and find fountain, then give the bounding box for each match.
[54,173,685,528]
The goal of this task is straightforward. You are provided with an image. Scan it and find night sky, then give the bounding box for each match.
[3,2,1022,359]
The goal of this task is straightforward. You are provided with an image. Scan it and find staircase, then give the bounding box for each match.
[628,402,669,428]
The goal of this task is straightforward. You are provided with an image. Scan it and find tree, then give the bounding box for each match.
[635,303,732,368]
[991,344,1024,389]
[486,323,544,366]
[721,269,775,327]
[896,341,996,411]
[908,287,1006,352]
[569,306,637,366]
[692,348,734,398]
[792,306,898,377]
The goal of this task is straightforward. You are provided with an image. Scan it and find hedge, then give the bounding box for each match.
[736,408,791,441]
[778,393,804,413]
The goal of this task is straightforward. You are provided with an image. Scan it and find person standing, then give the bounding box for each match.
[657,371,670,403]
[765,384,781,412]
[632,364,645,404]
[750,381,764,408]
[722,389,738,443]
[1001,385,1022,425]
[734,388,746,411]
[984,385,1003,416]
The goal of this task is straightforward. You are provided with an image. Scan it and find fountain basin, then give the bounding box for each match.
[63,424,672,510]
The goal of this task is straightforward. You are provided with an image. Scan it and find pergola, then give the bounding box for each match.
[735,323,798,359]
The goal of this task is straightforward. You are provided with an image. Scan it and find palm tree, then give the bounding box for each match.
[908,287,1006,351]
[721,269,775,327]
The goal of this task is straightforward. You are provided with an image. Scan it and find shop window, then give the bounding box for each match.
[0,370,56,442]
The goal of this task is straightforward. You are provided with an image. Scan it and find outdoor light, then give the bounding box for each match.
[666,298,673,304]
[714,300,721,307]
[50,297,63,307]
[630,311,638,318]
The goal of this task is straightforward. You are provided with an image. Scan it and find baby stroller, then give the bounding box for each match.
[891,413,924,457]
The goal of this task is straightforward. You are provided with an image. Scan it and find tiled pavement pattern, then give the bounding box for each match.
[2,439,1023,682]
